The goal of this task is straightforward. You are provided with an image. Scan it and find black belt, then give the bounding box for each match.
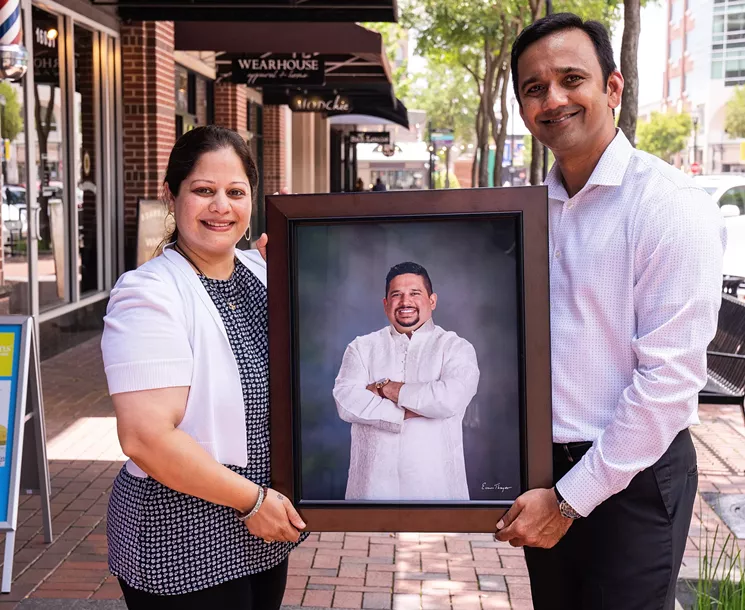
[553,441,593,464]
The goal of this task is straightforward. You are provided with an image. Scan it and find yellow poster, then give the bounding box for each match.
[0,380,10,464]
[0,333,14,378]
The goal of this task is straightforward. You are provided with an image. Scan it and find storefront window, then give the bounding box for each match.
[176,67,213,138]
[370,170,425,190]
[74,25,100,296]
[1,72,28,316]
[32,5,67,310]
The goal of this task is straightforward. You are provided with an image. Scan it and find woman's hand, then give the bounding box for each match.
[245,487,306,543]
[255,233,268,261]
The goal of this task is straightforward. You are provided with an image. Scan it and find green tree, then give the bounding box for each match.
[408,64,479,145]
[725,86,745,138]
[361,21,412,101]
[405,0,623,187]
[0,82,23,142]
[636,111,692,162]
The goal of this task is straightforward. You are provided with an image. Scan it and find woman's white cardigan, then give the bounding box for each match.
[101,245,266,478]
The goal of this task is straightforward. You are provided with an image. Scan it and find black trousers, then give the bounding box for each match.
[118,558,288,610]
[524,429,697,610]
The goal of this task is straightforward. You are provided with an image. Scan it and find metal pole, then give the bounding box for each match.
[428,121,434,189]
[693,118,698,167]
[510,99,515,171]
[542,0,552,182]
[445,145,450,189]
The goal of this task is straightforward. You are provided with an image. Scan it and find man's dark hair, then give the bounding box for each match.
[385,262,433,296]
[510,13,616,104]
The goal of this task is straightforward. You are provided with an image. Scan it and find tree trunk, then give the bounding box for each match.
[34,84,55,245]
[472,104,483,187]
[618,0,641,146]
[479,48,494,187]
[530,137,542,185]
[493,66,510,187]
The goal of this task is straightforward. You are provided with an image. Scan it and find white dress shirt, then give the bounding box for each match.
[332,319,480,501]
[549,130,727,517]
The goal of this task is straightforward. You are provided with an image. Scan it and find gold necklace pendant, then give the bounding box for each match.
[228,303,236,310]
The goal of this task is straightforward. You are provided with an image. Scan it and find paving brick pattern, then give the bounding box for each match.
[0,335,739,608]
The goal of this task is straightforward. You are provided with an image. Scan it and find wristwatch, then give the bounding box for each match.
[374,378,390,396]
[554,487,582,520]
[236,485,267,522]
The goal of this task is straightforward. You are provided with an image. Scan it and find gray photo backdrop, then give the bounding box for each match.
[294,217,522,502]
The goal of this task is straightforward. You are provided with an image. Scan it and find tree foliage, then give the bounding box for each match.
[725,86,745,139]
[361,21,413,101]
[636,111,692,162]
[408,64,479,145]
[0,82,23,142]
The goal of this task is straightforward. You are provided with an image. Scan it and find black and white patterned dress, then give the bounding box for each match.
[107,259,306,595]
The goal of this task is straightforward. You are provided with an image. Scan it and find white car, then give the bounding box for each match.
[692,174,745,217]
[693,175,745,278]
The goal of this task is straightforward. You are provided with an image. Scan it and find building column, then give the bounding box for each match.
[121,21,175,270]
[314,114,330,193]
[292,112,315,193]
[263,104,288,195]
[214,82,248,137]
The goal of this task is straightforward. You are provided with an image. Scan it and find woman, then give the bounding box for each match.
[101,125,306,608]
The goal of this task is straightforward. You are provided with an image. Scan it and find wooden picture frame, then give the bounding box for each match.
[266,187,552,532]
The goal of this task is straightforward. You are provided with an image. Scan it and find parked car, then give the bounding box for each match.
[693,175,745,279]
[2,185,28,247]
[692,174,745,217]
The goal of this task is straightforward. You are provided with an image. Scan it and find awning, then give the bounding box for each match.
[175,21,393,86]
[175,21,409,129]
[91,0,397,22]
[327,95,409,129]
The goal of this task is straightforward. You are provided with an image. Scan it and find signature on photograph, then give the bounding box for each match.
[481,482,513,493]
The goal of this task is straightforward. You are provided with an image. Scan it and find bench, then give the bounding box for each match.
[699,293,745,416]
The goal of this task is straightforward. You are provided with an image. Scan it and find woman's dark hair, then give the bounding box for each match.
[385,262,433,296]
[511,13,616,104]
[160,125,259,247]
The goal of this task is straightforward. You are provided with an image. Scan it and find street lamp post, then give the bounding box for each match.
[692,115,698,169]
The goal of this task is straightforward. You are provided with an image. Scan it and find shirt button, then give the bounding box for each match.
[555,250,561,258]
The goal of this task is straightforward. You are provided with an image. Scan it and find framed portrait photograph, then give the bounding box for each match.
[266,187,552,532]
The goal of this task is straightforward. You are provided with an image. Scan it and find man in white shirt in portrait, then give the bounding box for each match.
[494,13,727,610]
[333,262,480,502]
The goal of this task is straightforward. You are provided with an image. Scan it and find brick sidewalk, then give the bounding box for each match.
[0,335,740,608]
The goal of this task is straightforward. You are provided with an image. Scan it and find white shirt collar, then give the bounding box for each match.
[544,129,634,203]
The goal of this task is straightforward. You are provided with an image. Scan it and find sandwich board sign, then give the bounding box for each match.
[0,317,53,593]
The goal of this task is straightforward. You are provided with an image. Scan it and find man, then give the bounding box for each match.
[495,13,727,610]
[372,177,387,192]
[333,262,480,501]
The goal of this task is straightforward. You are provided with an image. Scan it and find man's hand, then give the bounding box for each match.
[381,381,403,403]
[494,488,573,548]
[255,233,268,261]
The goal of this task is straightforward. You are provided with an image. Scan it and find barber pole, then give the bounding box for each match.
[0,0,21,46]
[0,0,27,81]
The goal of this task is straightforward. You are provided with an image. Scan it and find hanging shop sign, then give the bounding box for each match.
[349,131,390,145]
[290,93,351,113]
[232,54,325,87]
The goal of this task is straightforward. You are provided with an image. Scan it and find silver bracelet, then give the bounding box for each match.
[236,485,265,522]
